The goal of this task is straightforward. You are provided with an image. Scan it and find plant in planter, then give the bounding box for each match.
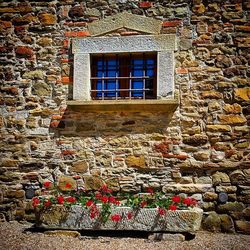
[33,181,203,232]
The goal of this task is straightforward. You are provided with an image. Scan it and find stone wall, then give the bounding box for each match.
[0,0,249,234]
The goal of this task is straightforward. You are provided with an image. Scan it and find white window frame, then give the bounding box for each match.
[72,34,176,101]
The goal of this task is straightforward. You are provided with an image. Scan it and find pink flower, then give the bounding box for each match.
[172,195,181,203]
[66,196,76,203]
[57,196,64,204]
[43,181,52,188]
[169,204,177,211]
[158,207,166,215]
[32,197,40,208]
[86,200,94,207]
[111,214,121,222]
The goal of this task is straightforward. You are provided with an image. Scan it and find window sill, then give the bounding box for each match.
[67,98,179,112]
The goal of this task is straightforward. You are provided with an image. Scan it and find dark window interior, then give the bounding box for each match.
[91,53,157,100]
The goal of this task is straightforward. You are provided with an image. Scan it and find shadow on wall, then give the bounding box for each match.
[49,107,178,137]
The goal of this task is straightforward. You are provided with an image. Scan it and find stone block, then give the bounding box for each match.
[206,125,231,132]
[15,46,34,59]
[87,12,162,36]
[183,134,208,146]
[235,221,250,234]
[44,230,80,237]
[57,176,77,191]
[217,202,245,213]
[148,233,185,241]
[223,103,242,114]
[70,161,88,173]
[219,214,235,233]
[234,88,250,101]
[84,176,104,191]
[38,13,57,26]
[212,172,230,185]
[218,114,247,125]
[126,155,146,170]
[37,205,203,233]
[163,184,213,194]
[203,212,221,232]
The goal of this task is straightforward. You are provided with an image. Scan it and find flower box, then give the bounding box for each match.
[36,205,203,233]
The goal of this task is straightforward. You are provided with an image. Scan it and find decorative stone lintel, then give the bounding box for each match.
[87,12,162,36]
[72,34,177,54]
[36,205,203,233]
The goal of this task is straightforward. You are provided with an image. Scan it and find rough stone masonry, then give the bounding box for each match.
[0,0,249,234]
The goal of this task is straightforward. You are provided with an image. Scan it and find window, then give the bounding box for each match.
[90,53,157,100]
[72,34,176,102]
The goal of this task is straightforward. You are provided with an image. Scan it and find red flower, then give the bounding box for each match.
[90,205,99,219]
[140,201,147,208]
[158,207,166,215]
[95,192,102,199]
[57,196,64,204]
[109,196,116,204]
[172,195,181,203]
[86,200,94,207]
[147,188,154,194]
[44,200,51,207]
[43,181,52,188]
[169,204,177,211]
[32,197,40,208]
[65,183,72,189]
[127,212,133,220]
[66,196,76,203]
[100,185,112,194]
[101,196,108,203]
[111,214,121,222]
[115,200,120,206]
[183,197,197,206]
[90,212,96,219]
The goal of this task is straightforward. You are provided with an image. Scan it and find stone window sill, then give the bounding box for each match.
[67,98,179,112]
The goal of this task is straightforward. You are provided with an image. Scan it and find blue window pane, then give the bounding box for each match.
[146,59,154,65]
[132,80,143,97]
[146,69,154,76]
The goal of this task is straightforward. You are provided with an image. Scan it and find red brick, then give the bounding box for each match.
[50,121,60,128]
[39,13,57,26]
[51,115,62,120]
[60,58,73,63]
[162,153,189,160]
[0,20,12,29]
[139,1,153,8]
[162,20,182,27]
[15,46,34,59]
[235,25,250,32]
[65,30,90,37]
[120,31,140,36]
[61,77,73,84]
[63,39,70,48]
[65,21,87,27]
[62,149,76,155]
[176,68,188,74]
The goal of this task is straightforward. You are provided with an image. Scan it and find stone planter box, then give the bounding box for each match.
[36,205,203,233]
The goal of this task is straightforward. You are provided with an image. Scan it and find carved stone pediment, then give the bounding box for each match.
[88,12,162,36]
